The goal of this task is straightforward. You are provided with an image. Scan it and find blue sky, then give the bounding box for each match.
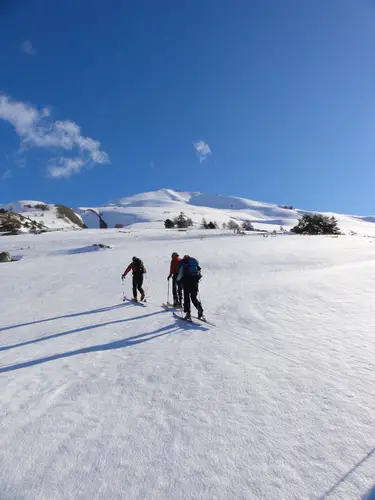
[1,0,375,214]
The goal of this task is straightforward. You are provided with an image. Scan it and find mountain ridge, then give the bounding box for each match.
[77,188,375,236]
[2,188,375,236]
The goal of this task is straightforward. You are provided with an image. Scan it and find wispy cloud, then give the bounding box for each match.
[1,168,12,181]
[47,157,85,179]
[149,160,158,172]
[15,155,27,169]
[193,140,212,163]
[0,95,109,179]
[21,40,37,56]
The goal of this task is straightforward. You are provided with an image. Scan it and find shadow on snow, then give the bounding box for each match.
[0,314,208,373]
[0,309,165,352]
[0,303,129,333]
[318,447,375,500]
[363,485,375,500]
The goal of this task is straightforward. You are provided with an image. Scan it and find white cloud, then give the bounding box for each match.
[193,140,212,163]
[0,95,109,179]
[21,40,37,56]
[47,157,86,179]
[1,168,12,181]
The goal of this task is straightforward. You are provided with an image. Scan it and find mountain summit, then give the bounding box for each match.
[77,188,374,235]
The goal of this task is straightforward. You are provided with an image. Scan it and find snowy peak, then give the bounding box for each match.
[108,189,285,211]
[3,189,375,236]
[107,188,296,213]
[108,189,192,207]
[78,188,300,231]
[76,188,375,236]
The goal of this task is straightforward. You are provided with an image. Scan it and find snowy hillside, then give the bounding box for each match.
[1,227,375,499]
[3,189,375,236]
[78,188,375,236]
[0,200,84,232]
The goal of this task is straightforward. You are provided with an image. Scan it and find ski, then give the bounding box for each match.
[162,302,182,309]
[193,316,215,326]
[172,311,194,323]
[172,311,212,326]
[176,315,194,324]
[123,296,147,306]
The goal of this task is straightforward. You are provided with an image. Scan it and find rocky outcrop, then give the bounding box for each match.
[55,205,87,228]
[0,210,21,233]
[0,251,11,262]
[0,209,47,235]
[92,244,111,249]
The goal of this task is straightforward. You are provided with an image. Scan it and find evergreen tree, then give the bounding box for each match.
[227,220,240,231]
[201,218,208,229]
[291,214,341,235]
[173,212,193,228]
[164,218,175,228]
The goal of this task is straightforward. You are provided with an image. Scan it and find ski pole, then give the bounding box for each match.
[121,277,125,302]
[198,283,204,310]
[167,279,170,305]
[145,274,149,301]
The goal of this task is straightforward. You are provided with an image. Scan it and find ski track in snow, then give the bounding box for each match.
[1,229,375,499]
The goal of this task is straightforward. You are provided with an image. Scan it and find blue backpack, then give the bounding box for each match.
[183,257,202,280]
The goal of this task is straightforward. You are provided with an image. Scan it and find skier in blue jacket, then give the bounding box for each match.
[177,255,204,321]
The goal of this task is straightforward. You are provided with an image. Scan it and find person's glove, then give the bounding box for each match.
[167,275,171,281]
[121,274,125,280]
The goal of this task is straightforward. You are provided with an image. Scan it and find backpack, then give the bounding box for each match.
[184,258,202,280]
[133,258,145,274]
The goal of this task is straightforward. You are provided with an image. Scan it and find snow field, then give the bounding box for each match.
[1,229,375,499]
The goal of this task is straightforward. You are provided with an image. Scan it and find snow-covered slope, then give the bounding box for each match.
[3,189,375,236]
[78,188,375,236]
[0,200,84,231]
[1,227,375,499]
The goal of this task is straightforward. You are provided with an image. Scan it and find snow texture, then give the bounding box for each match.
[1,193,375,499]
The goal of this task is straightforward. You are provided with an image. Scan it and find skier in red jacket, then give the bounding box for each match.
[167,252,183,307]
[122,256,147,302]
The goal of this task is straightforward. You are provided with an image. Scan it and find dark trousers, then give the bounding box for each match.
[172,275,183,304]
[132,274,144,299]
[183,278,203,314]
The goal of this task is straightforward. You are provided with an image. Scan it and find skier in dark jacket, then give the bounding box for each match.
[177,254,204,321]
[167,252,183,307]
[122,256,147,301]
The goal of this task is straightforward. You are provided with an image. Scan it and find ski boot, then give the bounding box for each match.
[198,309,205,321]
[132,297,138,302]
[173,301,182,309]
[140,293,145,302]
[184,313,192,322]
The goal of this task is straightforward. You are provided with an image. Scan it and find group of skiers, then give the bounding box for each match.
[121,253,204,321]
